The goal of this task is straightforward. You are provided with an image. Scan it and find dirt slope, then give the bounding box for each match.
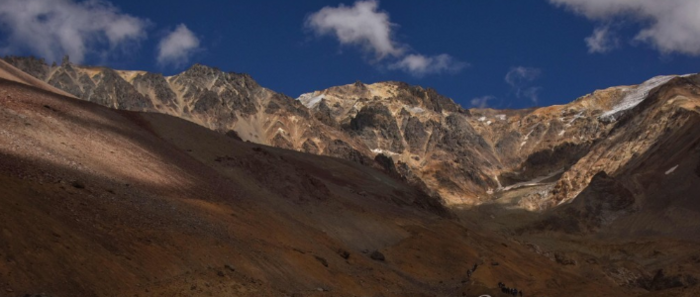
[0,77,643,296]
[2,56,699,296]
[456,76,700,296]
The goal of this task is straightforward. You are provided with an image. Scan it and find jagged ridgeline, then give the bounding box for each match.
[5,56,700,211]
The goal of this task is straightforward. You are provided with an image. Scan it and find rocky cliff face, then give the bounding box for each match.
[6,56,700,216]
[298,74,700,213]
[298,81,503,203]
[296,80,625,205]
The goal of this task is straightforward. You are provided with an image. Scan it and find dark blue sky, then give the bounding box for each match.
[3,0,700,109]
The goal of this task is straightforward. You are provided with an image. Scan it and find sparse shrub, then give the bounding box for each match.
[337,249,350,259]
[370,250,385,262]
[71,180,85,189]
[314,256,328,267]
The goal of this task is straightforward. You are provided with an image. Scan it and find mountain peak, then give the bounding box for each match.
[184,63,221,74]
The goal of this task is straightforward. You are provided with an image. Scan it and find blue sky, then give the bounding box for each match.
[1,0,700,109]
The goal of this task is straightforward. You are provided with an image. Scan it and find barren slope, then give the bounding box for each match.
[456,76,700,297]
[0,75,646,297]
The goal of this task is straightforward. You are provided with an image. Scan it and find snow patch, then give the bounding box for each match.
[600,75,677,121]
[564,111,585,128]
[486,120,492,125]
[371,148,398,156]
[404,105,425,113]
[478,116,487,122]
[296,92,325,108]
[665,165,679,175]
[495,114,506,121]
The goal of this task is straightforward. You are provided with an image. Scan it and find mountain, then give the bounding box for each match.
[3,56,700,296]
[7,56,697,209]
[0,59,640,297]
[0,56,592,204]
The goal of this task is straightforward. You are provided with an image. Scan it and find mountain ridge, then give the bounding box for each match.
[4,55,699,211]
[3,55,700,296]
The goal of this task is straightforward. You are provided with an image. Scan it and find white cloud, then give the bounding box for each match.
[549,0,700,55]
[157,24,200,67]
[390,54,468,77]
[505,66,541,87]
[305,0,403,59]
[505,67,542,105]
[585,26,618,53]
[306,0,465,77]
[470,95,495,109]
[0,0,149,63]
[521,87,542,106]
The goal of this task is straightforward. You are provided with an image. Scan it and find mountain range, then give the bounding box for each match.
[1,56,700,296]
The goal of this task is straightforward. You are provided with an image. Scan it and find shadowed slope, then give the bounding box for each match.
[0,77,637,296]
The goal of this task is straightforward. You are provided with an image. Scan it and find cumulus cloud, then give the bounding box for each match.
[306,0,465,77]
[389,54,468,77]
[585,26,618,53]
[305,0,403,59]
[0,0,149,63]
[549,0,700,55]
[505,67,542,105]
[470,95,496,109]
[157,24,201,67]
